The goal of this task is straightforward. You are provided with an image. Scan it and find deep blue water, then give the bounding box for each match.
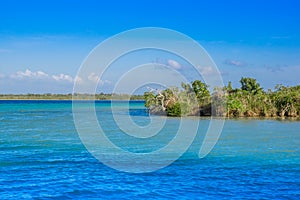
[0,100,299,199]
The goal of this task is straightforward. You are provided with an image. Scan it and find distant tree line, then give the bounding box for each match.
[0,93,144,100]
[144,77,300,118]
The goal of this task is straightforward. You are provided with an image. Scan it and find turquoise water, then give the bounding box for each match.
[0,100,299,199]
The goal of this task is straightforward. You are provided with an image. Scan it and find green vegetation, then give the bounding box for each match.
[144,77,300,118]
[0,93,144,100]
[1,77,299,118]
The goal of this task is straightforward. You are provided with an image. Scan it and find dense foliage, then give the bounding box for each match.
[144,77,300,118]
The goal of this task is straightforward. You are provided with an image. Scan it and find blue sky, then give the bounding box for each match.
[0,0,300,93]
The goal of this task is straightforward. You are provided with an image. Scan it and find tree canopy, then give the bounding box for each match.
[144,77,300,118]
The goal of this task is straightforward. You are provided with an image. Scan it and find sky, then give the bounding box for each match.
[0,0,300,94]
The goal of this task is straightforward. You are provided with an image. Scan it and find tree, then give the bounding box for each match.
[166,102,181,117]
[143,78,300,118]
[240,77,262,95]
[144,91,155,108]
[274,85,299,117]
[192,80,210,106]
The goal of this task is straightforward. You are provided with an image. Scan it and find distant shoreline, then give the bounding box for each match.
[0,99,145,101]
[0,94,144,101]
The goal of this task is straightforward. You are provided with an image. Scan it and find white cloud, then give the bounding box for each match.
[264,64,285,73]
[74,76,83,84]
[199,66,214,75]
[6,69,113,94]
[87,73,111,85]
[224,59,246,67]
[52,74,73,82]
[88,73,100,83]
[167,59,181,69]
[99,79,111,85]
[10,69,74,83]
[11,69,49,79]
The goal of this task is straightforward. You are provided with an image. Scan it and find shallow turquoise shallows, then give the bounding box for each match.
[0,100,299,199]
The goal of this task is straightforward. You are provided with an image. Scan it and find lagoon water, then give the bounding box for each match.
[0,100,299,199]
